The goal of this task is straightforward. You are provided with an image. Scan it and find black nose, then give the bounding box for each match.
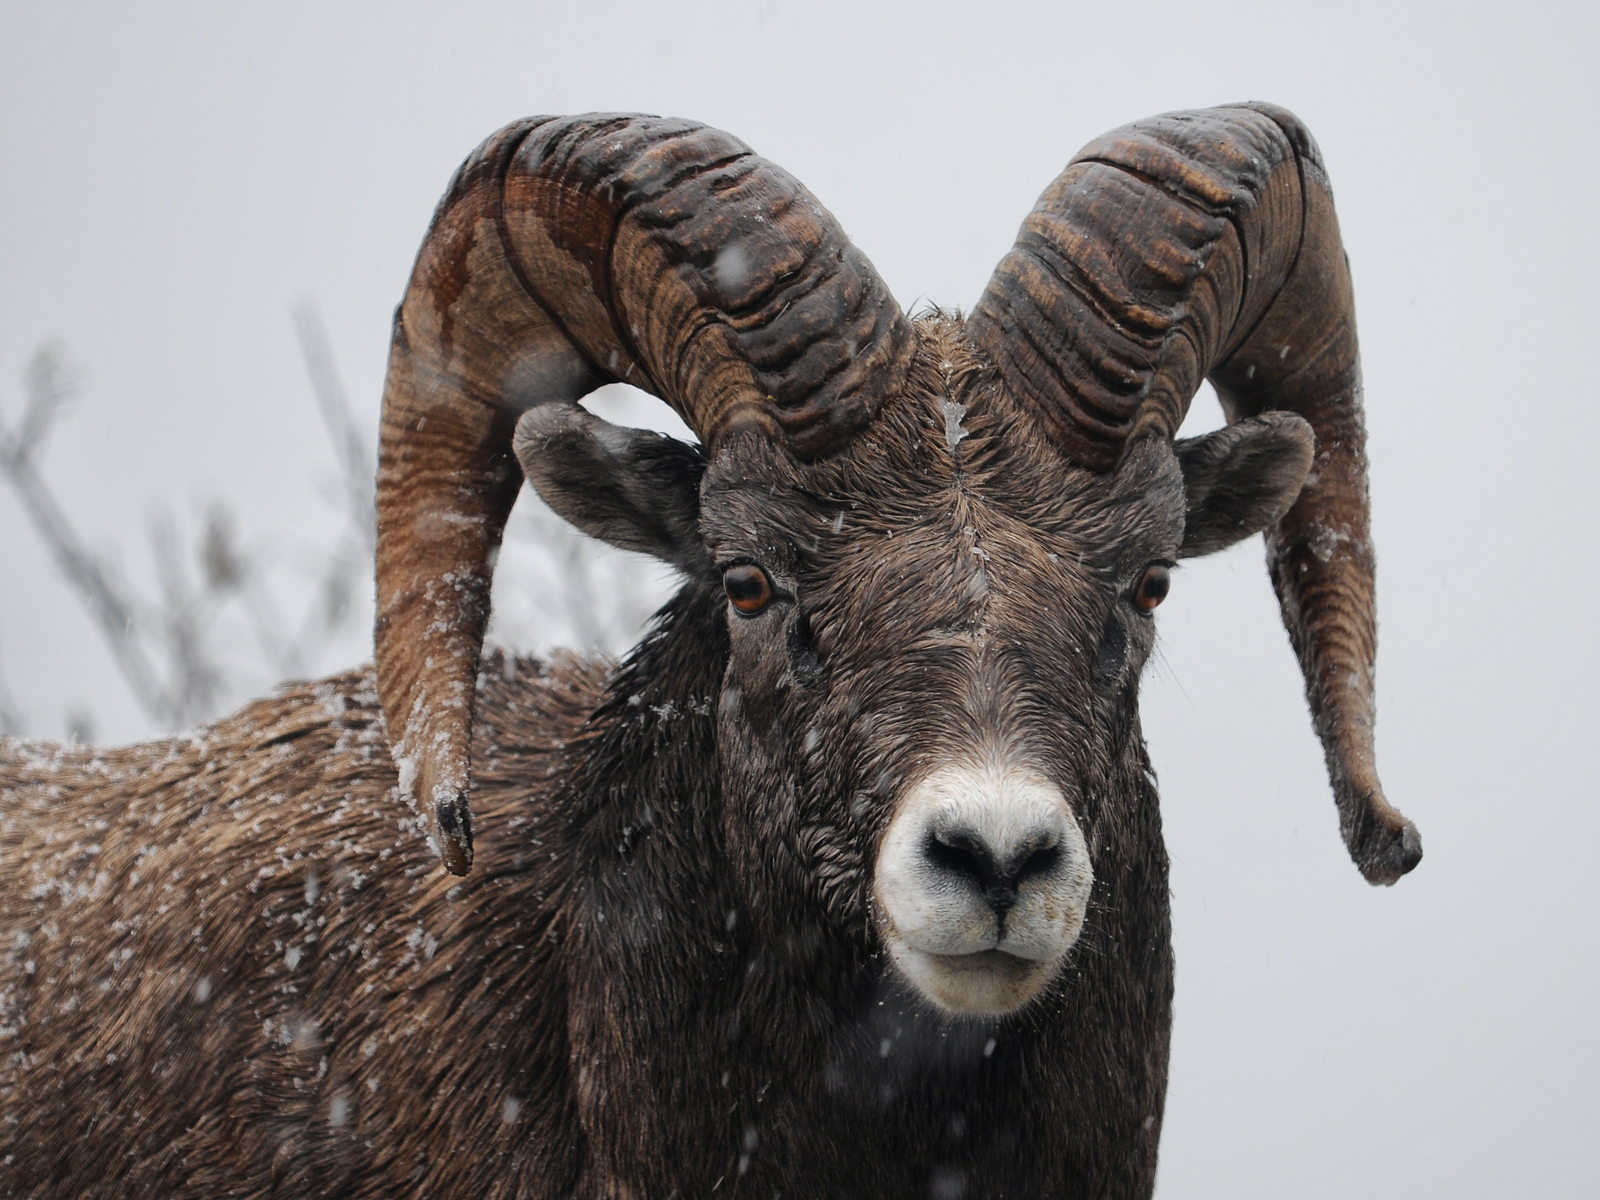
[926,826,1062,915]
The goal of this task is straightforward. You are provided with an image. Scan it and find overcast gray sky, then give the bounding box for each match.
[3,1,1596,1194]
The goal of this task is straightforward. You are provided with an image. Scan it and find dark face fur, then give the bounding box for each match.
[515,317,1314,1018]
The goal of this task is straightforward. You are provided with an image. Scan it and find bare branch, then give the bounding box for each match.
[194,500,309,680]
[273,536,361,678]
[292,300,374,553]
[13,342,76,459]
[149,508,224,726]
[3,323,663,743]
[198,502,246,593]
[0,346,178,724]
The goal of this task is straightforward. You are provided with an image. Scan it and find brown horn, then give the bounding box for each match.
[969,103,1420,885]
[376,115,912,873]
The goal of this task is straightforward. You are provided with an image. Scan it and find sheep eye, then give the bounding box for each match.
[724,564,774,615]
[1132,563,1171,614]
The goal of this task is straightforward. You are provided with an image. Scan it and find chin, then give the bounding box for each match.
[886,941,1060,1017]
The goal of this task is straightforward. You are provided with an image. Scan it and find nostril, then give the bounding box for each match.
[926,828,997,889]
[1014,840,1062,884]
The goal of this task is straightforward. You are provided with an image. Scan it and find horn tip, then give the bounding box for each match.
[434,787,475,876]
[408,751,476,875]
[1348,794,1422,886]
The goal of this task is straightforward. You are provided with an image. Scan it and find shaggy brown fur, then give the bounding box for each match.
[1,656,598,1196]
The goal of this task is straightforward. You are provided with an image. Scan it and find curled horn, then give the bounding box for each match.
[969,103,1421,884]
[376,115,912,873]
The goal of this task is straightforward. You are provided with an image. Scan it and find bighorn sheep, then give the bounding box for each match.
[0,104,1420,1197]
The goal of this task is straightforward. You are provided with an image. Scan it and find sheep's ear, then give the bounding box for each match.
[1175,412,1316,558]
[513,404,712,578]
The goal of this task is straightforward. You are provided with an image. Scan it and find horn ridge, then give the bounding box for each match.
[375,113,910,872]
[970,118,1281,463]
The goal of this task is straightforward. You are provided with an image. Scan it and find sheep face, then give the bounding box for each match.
[703,377,1188,1018]
[516,318,1313,1018]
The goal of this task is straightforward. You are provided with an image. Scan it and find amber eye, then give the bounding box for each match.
[723,564,775,615]
[1132,564,1171,614]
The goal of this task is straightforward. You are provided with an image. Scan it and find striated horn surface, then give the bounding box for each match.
[375,115,910,872]
[972,104,1419,883]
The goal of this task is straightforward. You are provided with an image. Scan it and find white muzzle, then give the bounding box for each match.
[873,758,1093,1016]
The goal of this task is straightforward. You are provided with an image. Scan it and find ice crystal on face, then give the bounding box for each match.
[940,398,970,453]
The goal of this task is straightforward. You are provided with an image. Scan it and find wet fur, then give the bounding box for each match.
[0,316,1309,1197]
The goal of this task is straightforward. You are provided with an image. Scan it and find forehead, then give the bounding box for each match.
[700,352,1186,566]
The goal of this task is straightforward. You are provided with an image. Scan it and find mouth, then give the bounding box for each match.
[885,942,1059,1017]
